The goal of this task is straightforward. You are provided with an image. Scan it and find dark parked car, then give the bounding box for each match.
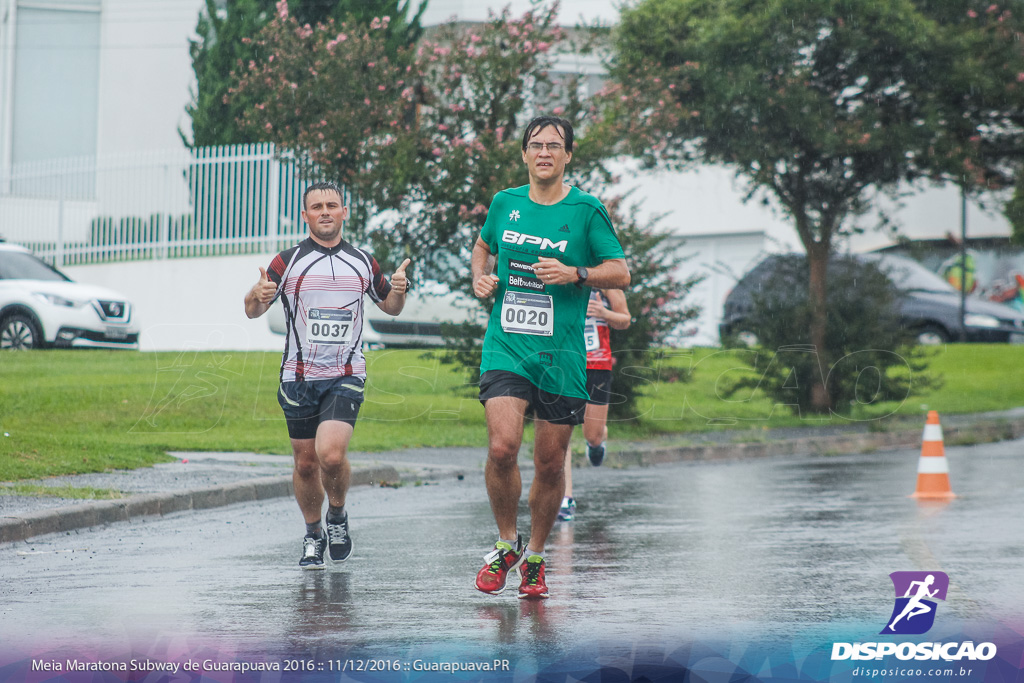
[720,252,1024,345]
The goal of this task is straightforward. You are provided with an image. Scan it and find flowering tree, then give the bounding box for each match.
[188,0,426,146]
[232,1,419,219]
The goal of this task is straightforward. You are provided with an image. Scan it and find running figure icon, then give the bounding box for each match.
[888,574,939,631]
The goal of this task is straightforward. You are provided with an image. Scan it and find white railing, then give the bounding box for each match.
[0,143,316,266]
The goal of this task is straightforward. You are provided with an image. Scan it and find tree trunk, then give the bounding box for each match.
[806,242,831,413]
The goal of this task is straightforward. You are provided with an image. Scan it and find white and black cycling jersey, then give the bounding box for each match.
[265,238,391,382]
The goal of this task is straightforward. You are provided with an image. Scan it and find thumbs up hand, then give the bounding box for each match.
[253,266,278,303]
[391,258,411,295]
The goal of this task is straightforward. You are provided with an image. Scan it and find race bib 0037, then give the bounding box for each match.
[306,308,354,345]
[500,291,554,336]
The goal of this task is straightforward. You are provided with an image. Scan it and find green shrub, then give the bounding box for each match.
[725,254,941,417]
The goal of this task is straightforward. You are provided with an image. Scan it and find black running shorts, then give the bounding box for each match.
[478,370,586,426]
[277,377,364,440]
[585,369,613,406]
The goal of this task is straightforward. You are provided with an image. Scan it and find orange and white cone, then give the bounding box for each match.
[911,411,956,500]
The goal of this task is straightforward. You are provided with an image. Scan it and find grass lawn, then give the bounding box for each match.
[0,344,1021,482]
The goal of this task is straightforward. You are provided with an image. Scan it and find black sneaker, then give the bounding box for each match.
[325,512,353,562]
[299,531,326,570]
[587,441,606,467]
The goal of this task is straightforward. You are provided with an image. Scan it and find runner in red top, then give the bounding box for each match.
[559,288,631,521]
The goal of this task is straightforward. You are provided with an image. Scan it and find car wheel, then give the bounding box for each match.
[0,313,43,350]
[916,324,949,346]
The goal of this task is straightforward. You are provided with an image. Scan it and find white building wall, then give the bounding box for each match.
[668,231,773,347]
[411,0,618,26]
[64,254,284,352]
[94,0,201,157]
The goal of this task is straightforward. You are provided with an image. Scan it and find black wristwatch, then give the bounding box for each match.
[575,267,589,287]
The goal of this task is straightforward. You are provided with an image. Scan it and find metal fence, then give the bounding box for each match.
[0,143,317,266]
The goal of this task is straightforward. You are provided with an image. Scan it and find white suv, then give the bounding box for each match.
[0,242,140,350]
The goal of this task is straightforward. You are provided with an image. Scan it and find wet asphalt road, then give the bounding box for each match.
[1,438,1022,676]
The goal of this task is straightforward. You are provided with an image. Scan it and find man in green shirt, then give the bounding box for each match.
[471,116,630,599]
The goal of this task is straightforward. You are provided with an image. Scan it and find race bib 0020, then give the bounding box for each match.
[306,308,354,345]
[500,291,554,336]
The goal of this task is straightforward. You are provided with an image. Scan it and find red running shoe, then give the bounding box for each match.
[517,555,549,600]
[475,536,524,595]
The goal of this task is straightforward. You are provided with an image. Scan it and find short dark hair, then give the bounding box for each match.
[521,116,574,153]
[302,181,344,208]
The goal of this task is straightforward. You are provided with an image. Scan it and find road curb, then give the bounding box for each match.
[0,465,399,545]
[610,416,1024,467]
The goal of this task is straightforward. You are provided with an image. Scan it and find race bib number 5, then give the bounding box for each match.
[501,291,554,336]
[584,322,600,351]
[306,308,354,345]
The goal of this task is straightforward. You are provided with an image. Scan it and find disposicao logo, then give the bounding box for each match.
[831,571,997,663]
[882,571,948,635]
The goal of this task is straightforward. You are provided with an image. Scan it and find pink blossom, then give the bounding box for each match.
[987,3,999,13]
[401,87,414,98]
[276,0,288,19]
[368,62,376,68]
[968,9,978,17]
[470,34,481,43]
[364,98,371,106]
[432,148,443,156]
[553,106,565,115]
[1017,72,1024,82]
[378,85,386,91]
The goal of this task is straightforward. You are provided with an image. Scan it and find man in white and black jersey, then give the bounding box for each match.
[244,181,409,569]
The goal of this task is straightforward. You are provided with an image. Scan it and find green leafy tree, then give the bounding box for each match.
[186,0,426,147]
[606,0,1024,413]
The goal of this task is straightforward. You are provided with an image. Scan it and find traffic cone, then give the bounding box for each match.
[911,411,956,500]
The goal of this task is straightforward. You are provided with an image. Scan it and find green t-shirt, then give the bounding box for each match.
[479,185,625,399]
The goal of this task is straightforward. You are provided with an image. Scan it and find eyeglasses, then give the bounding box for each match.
[526,142,565,153]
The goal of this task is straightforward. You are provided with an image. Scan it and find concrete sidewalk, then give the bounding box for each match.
[2,408,1023,544]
